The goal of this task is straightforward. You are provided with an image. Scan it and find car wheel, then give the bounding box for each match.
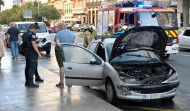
[106,80,118,105]
[46,50,50,55]
[164,54,170,59]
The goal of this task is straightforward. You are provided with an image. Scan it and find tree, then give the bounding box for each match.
[0,1,60,24]
[0,0,4,11]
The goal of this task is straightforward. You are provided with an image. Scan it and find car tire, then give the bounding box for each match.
[164,54,170,59]
[46,50,50,55]
[106,80,118,105]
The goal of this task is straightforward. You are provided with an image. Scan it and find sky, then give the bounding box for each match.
[1,0,13,11]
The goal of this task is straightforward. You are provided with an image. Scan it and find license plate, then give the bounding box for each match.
[144,94,161,99]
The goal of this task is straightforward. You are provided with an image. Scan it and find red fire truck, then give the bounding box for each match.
[97,2,179,59]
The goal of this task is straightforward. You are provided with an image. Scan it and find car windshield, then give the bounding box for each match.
[18,23,47,33]
[110,50,160,64]
[137,12,178,29]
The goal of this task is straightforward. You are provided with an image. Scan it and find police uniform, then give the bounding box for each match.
[22,30,39,87]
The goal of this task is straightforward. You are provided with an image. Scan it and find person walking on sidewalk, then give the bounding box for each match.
[54,23,77,88]
[7,22,21,60]
[22,24,42,88]
[0,25,6,66]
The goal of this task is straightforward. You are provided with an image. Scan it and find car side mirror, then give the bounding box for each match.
[90,59,97,65]
[48,30,51,33]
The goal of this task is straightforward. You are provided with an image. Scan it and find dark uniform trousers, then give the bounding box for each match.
[24,51,40,85]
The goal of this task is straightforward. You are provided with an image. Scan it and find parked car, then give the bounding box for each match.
[60,26,180,105]
[66,24,73,31]
[15,22,51,55]
[72,24,81,31]
[178,27,190,49]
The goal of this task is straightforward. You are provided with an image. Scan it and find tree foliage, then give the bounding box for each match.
[0,0,4,6]
[0,1,60,24]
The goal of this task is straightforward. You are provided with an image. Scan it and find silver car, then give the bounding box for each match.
[178,27,190,49]
[61,26,180,104]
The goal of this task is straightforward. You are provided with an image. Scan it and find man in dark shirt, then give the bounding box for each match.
[7,22,21,60]
[22,24,42,88]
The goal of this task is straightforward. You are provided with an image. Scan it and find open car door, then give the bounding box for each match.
[61,44,104,86]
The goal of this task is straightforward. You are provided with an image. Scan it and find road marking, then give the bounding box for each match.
[176,54,190,57]
[119,105,176,111]
[77,43,83,45]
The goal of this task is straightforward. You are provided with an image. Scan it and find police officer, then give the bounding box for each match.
[22,24,42,88]
[104,24,114,36]
[83,25,97,48]
[33,23,44,82]
[114,24,124,35]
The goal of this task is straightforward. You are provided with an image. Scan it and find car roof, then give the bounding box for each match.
[179,27,190,30]
[94,38,116,45]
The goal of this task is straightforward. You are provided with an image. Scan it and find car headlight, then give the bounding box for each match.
[163,72,179,83]
[119,76,141,84]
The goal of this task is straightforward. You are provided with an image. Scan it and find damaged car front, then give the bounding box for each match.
[110,26,180,100]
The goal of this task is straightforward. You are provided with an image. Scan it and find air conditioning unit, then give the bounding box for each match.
[171,0,177,6]
[144,0,154,5]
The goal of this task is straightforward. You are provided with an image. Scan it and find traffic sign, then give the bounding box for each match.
[23,10,32,18]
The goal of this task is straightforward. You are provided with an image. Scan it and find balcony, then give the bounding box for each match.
[72,8,87,15]
[86,1,102,7]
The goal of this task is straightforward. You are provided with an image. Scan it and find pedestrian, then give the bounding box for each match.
[114,24,124,35]
[7,22,21,60]
[22,24,42,88]
[83,25,97,48]
[32,23,44,82]
[104,24,114,36]
[0,25,6,66]
[54,23,77,88]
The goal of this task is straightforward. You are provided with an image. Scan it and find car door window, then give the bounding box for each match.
[63,45,97,64]
[183,30,190,36]
[88,42,98,52]
[95,43,105,61]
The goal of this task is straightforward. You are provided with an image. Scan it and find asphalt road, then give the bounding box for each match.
[40,32,190,111]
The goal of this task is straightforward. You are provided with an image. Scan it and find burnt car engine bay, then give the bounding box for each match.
[113,63,174,85]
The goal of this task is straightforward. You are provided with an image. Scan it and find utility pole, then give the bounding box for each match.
[38,0,39,18]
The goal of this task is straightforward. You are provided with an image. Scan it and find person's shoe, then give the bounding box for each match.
[28,83,39,88]
[35,78,44,82]
[56,83,64,88]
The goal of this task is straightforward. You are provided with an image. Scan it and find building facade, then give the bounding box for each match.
[73,0,87,24]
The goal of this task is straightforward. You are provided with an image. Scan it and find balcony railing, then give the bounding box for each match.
[86,1,102,7]
[72,8,87,14]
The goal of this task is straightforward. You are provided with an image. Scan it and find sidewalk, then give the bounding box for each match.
[0,48,121,111]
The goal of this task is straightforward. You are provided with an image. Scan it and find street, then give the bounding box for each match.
[44,32,190,111]
[0,31,189,111]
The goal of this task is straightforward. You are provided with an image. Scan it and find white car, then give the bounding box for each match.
[178,27,190,49]
[61,26,180,104]
[15,22,51,54]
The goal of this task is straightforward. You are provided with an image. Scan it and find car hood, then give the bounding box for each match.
[110,26,168,60]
